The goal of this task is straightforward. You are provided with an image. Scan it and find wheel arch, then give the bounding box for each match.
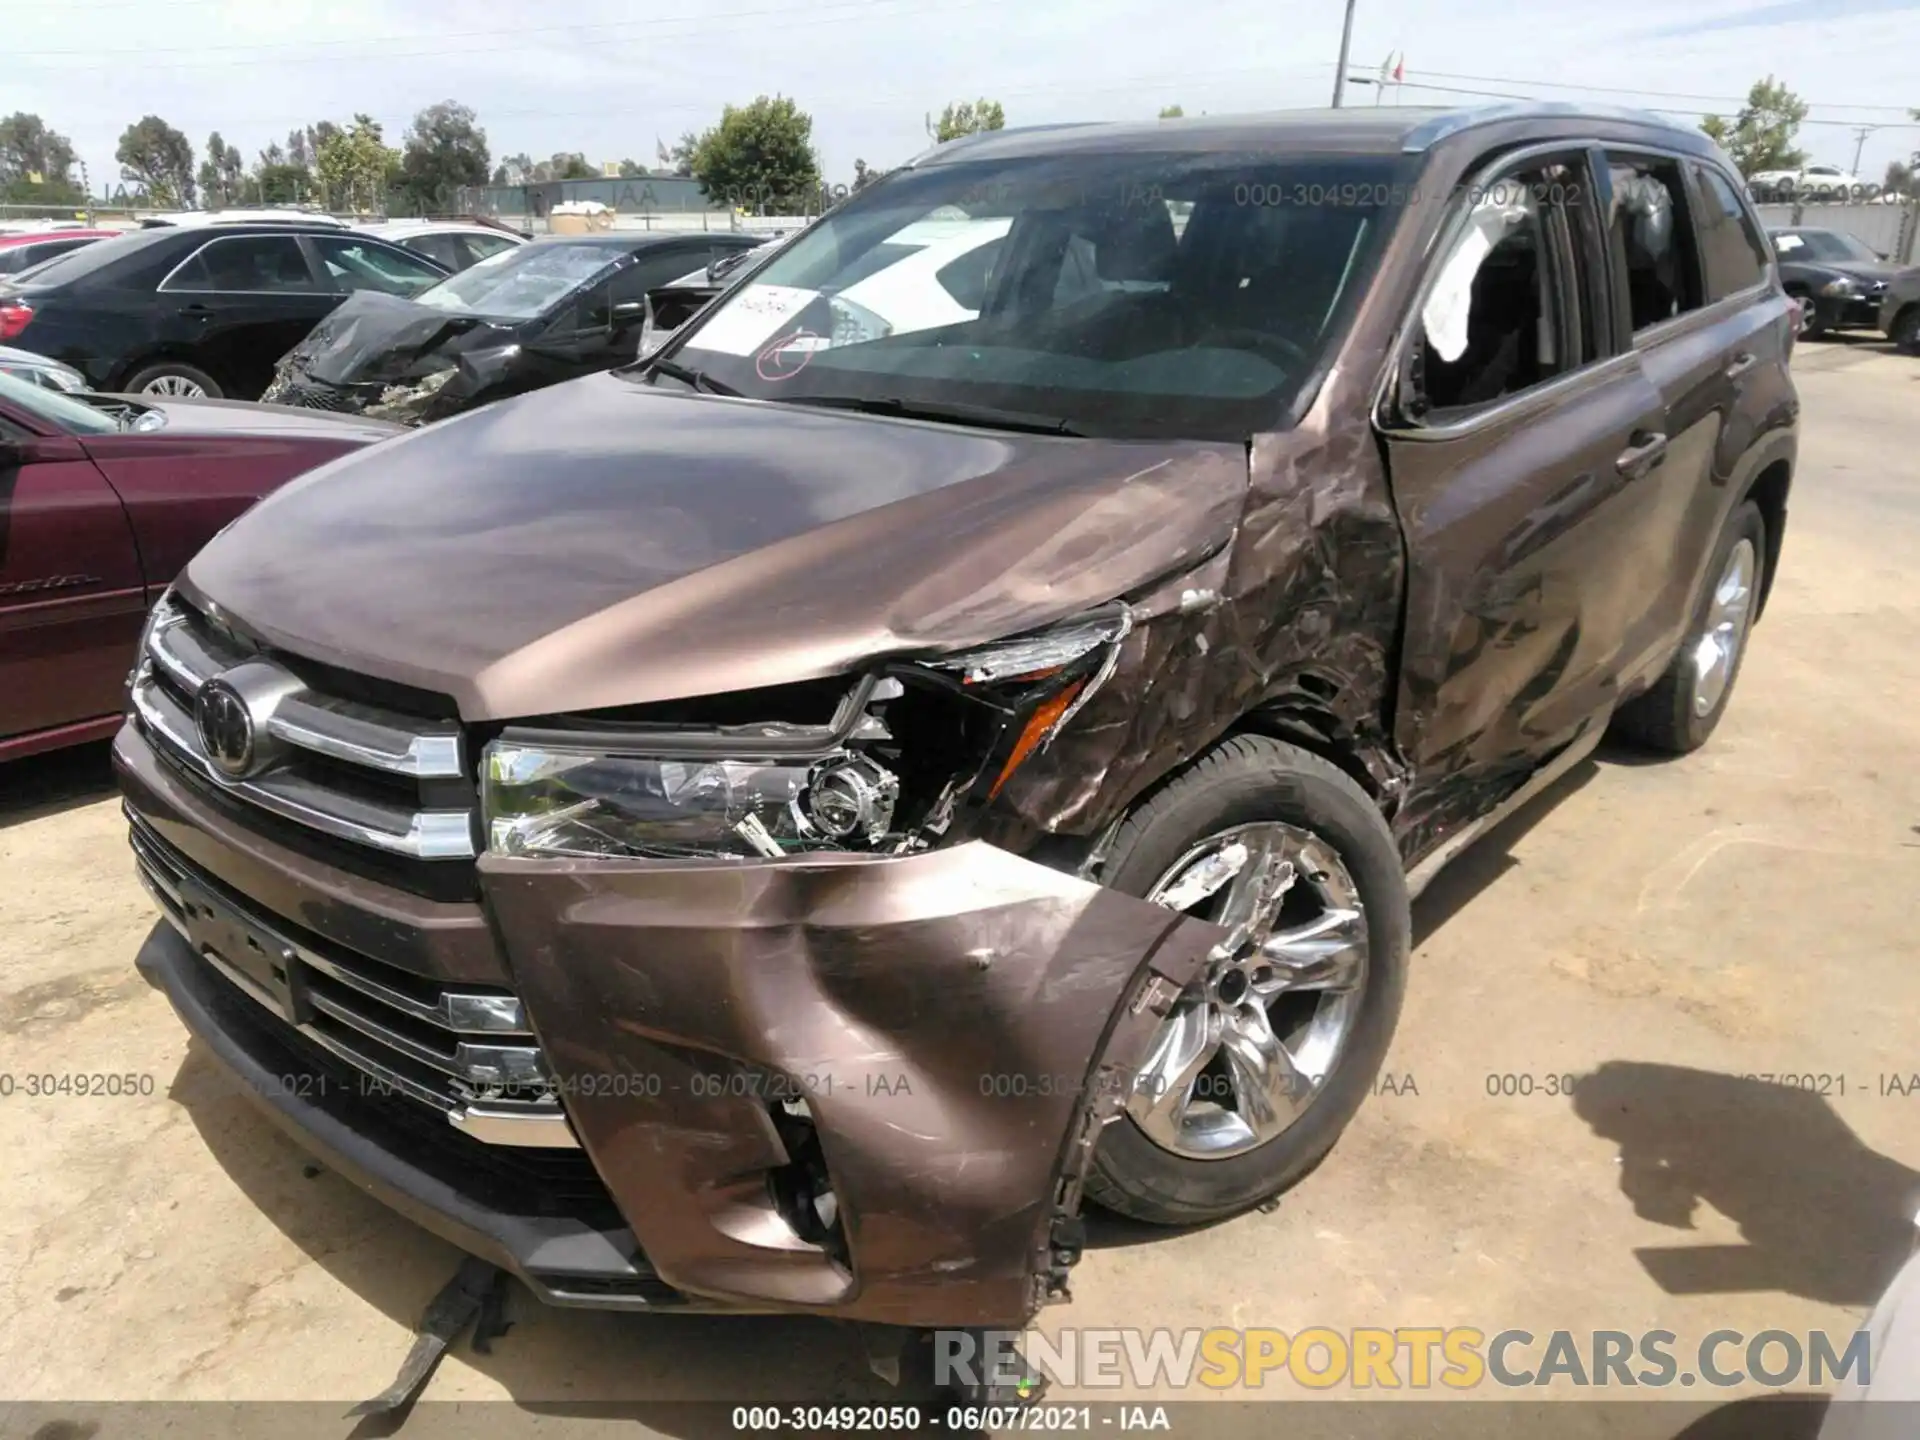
[1740,455,1791,620]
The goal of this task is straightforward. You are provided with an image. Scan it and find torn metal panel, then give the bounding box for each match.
[259,291,535,426]
[482,841,1223,1326]
[988,396,1412,840]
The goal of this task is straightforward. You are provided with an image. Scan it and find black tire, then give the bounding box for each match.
[1790,294,1826,341]
[1890,306,1920,357]
[1610,500,1767,756]
[1083,735,1410,1226]
[123,361,223,399]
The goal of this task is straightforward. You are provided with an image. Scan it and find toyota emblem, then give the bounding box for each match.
[195,679,257,778]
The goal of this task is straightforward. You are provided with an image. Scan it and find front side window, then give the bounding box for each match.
[653,151,1413,440]
[1412,162,1593,414]
[1690,163,1770,300]
[1606,157,1703,332]
[162,235,318,293]
[313,236,444,296]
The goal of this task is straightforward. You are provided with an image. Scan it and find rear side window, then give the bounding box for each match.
[402,233,466,272]
[1689,163,1771,300]
[459,233,518,267]
[1605,157,1703,332]
[162,235,319,293]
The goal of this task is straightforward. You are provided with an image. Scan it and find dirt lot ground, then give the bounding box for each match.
[2,338,1916,1438]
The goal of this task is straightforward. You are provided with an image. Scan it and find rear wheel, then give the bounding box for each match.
[1084,736,1410,1226]
[1792,295,1825,340]
[124,361,221,399]
[1610,500,1766,755]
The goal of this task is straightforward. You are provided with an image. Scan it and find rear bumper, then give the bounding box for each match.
[118,719,1221,1326]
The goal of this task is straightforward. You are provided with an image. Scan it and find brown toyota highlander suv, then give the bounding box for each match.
[117,104,1797,1335]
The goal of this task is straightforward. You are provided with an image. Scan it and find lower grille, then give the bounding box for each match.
[131,815,575,1149]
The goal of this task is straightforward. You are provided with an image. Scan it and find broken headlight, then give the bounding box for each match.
[483,743,899,860]
[366,365,458,420]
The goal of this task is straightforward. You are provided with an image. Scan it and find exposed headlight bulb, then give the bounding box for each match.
[801,754,898,843]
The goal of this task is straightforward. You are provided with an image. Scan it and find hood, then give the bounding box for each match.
[184,371,1248,720]
[100,393,403,443]
[270,289,507,387]
[1812,259,1899,284]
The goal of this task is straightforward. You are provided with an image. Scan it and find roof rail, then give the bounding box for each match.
[901,121,1108,170]
[1399,100,1697,153]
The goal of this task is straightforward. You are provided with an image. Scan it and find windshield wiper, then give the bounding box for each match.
[644,356,740,397]
[778,395,1087,437]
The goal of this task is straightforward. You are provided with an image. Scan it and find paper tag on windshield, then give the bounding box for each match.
[683,283,819,356]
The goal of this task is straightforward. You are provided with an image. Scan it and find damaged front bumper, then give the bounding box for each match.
[117,720,1222,1326]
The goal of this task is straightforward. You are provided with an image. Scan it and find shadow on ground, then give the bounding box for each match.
[166,1042,945,1439]
[0,739,117,829]
[1576,1061,1920,1306]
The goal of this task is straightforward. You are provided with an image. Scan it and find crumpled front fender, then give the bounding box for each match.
[482,841,1222,1327]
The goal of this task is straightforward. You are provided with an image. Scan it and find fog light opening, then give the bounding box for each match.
[769,1096,848,1261]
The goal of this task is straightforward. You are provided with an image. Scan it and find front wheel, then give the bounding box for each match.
[1890,306,1920,357]
[1084,736,1410,1226]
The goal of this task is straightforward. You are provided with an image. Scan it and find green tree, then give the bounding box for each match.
[1699,77,1808,177]
[196,131,244,207]
[255,162,313,205]
[492,152,531,185]
[617,158,647,177]
[928,99,1006,143]
[688,96,821,214]
[549,152,596,180]
[851,157,887,191]
[0,112,84,204]
[1885,158,1914,198]
[398,101,490,214]
[669,130,699,178]
[116,115,196,207]
[315,113,399,214]
[1158,104,1185,119]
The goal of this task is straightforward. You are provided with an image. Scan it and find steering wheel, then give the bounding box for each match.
[1202,326,1310,369]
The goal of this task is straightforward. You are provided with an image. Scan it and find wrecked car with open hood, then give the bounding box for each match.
[119,102,1797,1335]
[260,231,764,424]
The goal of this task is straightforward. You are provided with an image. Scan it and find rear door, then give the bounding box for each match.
[0,401,145,751]
[1602,151,1792,692]
[1378,144,1672,841]
[156,234,339,398]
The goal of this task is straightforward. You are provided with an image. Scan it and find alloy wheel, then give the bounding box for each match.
[1689,537,1757,718]
[1129,822,1368,1160]
[141,373,206,398]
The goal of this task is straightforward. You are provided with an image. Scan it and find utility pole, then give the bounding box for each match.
[1330,0,1358,107]
[1850,125,1879,177]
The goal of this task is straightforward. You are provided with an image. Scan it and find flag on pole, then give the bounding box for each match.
[1392,53,1405,83]
[656,137,672,169]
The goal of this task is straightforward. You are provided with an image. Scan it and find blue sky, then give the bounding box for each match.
[5,0,1915,192]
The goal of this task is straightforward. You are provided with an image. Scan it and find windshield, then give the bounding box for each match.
[652,151,1412,439]
[0,369,122,434]
[1775,230,1877,263]
[413,242,618,318]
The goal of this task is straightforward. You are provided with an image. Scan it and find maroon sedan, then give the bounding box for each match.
[0,371,397,761]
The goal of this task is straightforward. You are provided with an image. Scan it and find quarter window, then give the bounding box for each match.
[162,235,318,293]
[1605,157,1703,331]
[1690,163,1770,300]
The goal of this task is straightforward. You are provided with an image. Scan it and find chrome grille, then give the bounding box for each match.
[131,591,475,861]
[132,815,576,1149]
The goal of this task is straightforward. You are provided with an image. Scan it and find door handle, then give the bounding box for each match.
[180,303,216,320]
[1615,430,1668,477]
[1724,351,1757,379]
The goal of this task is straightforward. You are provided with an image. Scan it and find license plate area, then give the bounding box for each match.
[177,876,310,1026]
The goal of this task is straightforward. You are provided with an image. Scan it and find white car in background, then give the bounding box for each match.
[357,219,527,273]
[1749,164,1867,201]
